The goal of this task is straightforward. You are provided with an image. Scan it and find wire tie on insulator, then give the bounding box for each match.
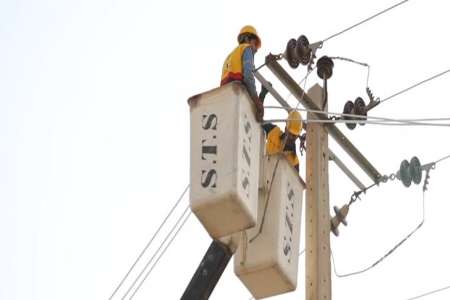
[328,115,341,121]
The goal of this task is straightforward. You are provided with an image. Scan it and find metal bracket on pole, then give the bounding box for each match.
[328,149,366,191]
[264,54,382,184]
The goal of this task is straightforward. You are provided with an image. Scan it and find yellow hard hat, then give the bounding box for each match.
[286,110,302,136]
[238,25,261,49]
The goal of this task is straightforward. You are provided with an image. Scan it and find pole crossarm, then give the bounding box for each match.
[264,54,382,183]
[328,149,365,191]
[254,70,368,189]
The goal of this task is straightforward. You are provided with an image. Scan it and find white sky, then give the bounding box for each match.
[1,0,450,299]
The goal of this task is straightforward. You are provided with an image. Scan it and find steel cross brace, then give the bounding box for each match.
[255,70,367,190]
[260,54,381,184]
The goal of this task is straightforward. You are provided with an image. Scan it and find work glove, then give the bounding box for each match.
[259,82,271,102]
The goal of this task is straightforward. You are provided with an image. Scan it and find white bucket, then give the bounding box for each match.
[235,154,305,299]
[189,82,262,239]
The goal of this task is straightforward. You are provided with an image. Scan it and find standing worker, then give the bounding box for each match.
[262,110,303,171]
[221,25,268,121]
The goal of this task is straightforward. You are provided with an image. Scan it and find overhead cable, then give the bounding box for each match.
[254,1,411,71]
[380,69,450,103]
[255,1,413,90]
[330,153,449,278]
[285,67,314,104]
[303,119,450,127]
[122,205,191,300]
[248,96,308,243]
[129,211,192,299]
[323,0,412,42]
[264,105,450,123]
[329,56,369,68]
[328,56,371,88]
[263,116,450,127]
[405,284,450,300]
[109,184,189,300]
[331,191,426,278]
[436,155,450,164]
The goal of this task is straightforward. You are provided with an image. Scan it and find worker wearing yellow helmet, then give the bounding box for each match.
[262,110,303,171]
[221,25,268,122]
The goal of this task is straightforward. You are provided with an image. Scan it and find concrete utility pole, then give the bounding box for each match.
[305,84,331,300]
[263,55,381,300]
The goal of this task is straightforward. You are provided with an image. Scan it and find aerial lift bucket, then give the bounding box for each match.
[188,82,262,239]
[234,154,305,299]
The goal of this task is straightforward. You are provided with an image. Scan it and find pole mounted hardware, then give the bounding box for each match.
[317,56,334,80]
[255,70,369,190]
[330,204,350,237]
[342,97,366,129]
[395,157,435,188]
[380,156,436,191]
[341,87,380,130]
[264,54,382,184]
[317,56,334,110]
[284,35,322,70]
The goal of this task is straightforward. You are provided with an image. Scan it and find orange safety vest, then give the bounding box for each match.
[266,126,299,169]
[220,43,251,86]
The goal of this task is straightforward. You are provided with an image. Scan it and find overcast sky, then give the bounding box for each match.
[1,0,450,299]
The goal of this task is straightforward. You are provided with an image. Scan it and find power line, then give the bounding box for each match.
[285,67,314,104]
[249,97,307,242]
[380,69,450,103]
[265,118,450,127]
[264,105,450,125]
[329,56,369,67]
[329,56,371,88]
[323,0,412,42]
[304,119,450,127]
[249,157,281,243]
[436,155,450,164]
[109,185,189,300]
[262,107,450,127]
[330,191,426,278]
[330,152,449,278]
[255,1,411,71]
[129,211,192,299]
[121,205,191,300]
[249,109,303,242]
[405,284,450,300]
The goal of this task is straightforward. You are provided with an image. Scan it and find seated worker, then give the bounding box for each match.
[220,25,268,121]
[262,111,303,171]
